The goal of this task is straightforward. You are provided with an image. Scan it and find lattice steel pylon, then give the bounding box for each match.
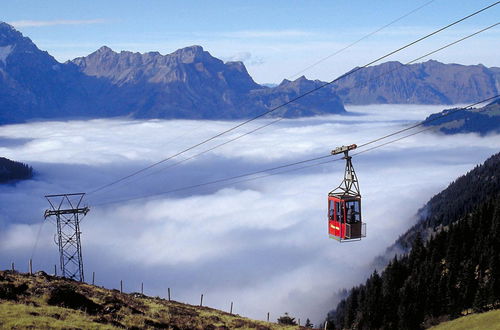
[44,193,89,282]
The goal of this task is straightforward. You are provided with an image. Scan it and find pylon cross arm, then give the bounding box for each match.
[44,207,90,218]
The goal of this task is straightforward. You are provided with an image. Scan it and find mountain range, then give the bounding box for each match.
[0,22,345,124]
[332,60,500,105]
[1,22,499,124]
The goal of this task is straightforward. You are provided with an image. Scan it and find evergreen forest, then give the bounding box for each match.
[0,157,33,183]
[327,152,500,329]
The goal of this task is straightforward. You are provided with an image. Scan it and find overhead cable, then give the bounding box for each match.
[95,94,499,207]
[87,1,499,196]
[287,0,436,79]
[89,21,500,197]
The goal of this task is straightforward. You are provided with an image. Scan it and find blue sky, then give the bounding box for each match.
[3,0,500,82]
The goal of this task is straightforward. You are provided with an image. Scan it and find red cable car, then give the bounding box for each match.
[328,144,366,242]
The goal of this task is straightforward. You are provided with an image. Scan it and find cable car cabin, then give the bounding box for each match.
[328,144,366,242]
[328,195,364,241]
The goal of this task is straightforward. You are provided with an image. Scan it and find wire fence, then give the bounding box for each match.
[3,259,292,324]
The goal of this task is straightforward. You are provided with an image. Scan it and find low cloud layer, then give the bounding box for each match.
[1,105,499,324]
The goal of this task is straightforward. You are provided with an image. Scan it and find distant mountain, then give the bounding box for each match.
[0,157,33,183]
[71,46,259,119]
[422,98,500,135]
[71,46,346,119]
[247,76,348,117]
[0,22,103,124]
[0,22,345,124]
[2,21,499,123]
[333,60,500,105]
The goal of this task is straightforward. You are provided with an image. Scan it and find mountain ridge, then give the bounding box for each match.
[332,60,500,105]
[1,22,500,124]
[0,22,346,124]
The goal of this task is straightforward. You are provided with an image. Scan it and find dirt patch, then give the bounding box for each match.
[0,282,28,300]
[144,318,170,329]
[102,293,144,315]
[169,305,199,318]
[231,319,271,330]
[47,284,102,315]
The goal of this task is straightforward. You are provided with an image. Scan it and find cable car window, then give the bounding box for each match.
[345,200,360,223]
[336,201,343,223]
[328,200,335,220]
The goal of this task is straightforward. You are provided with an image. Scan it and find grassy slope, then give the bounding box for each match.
[429,309,500,330]
[0,270,302,329]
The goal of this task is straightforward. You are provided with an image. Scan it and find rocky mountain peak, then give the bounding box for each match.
[225,61,246,71]
[96,45,115,54]
[0,21,34,48]
[294,75,312,85]
[0,22,20,37]
[0,21,58,70]
[279,78,291,86]
[277,75,317,91]
[171,45,215,64]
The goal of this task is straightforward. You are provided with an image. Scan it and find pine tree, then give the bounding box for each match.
[327,190,500,329]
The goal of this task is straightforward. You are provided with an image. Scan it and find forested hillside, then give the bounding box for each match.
[327,195,500,329]
[0,157,33,183]
[326,152,500,329]
[423,98,500,136]
[394,152,500,252]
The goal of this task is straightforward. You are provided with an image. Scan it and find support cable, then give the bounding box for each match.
[86,2,499,196]
[88,21,499,198]
[95,94,499,207]
[94,154,334,206]
[287,0,436,80]
[357,94,500,149]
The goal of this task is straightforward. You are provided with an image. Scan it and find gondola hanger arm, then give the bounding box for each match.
[331,144,357,156]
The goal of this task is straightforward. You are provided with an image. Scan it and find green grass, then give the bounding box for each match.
[429,309,500,330]
[0,301,119,329]
[0,270,303,329]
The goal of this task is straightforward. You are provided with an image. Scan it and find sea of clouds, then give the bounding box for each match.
[1,104,499,324]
